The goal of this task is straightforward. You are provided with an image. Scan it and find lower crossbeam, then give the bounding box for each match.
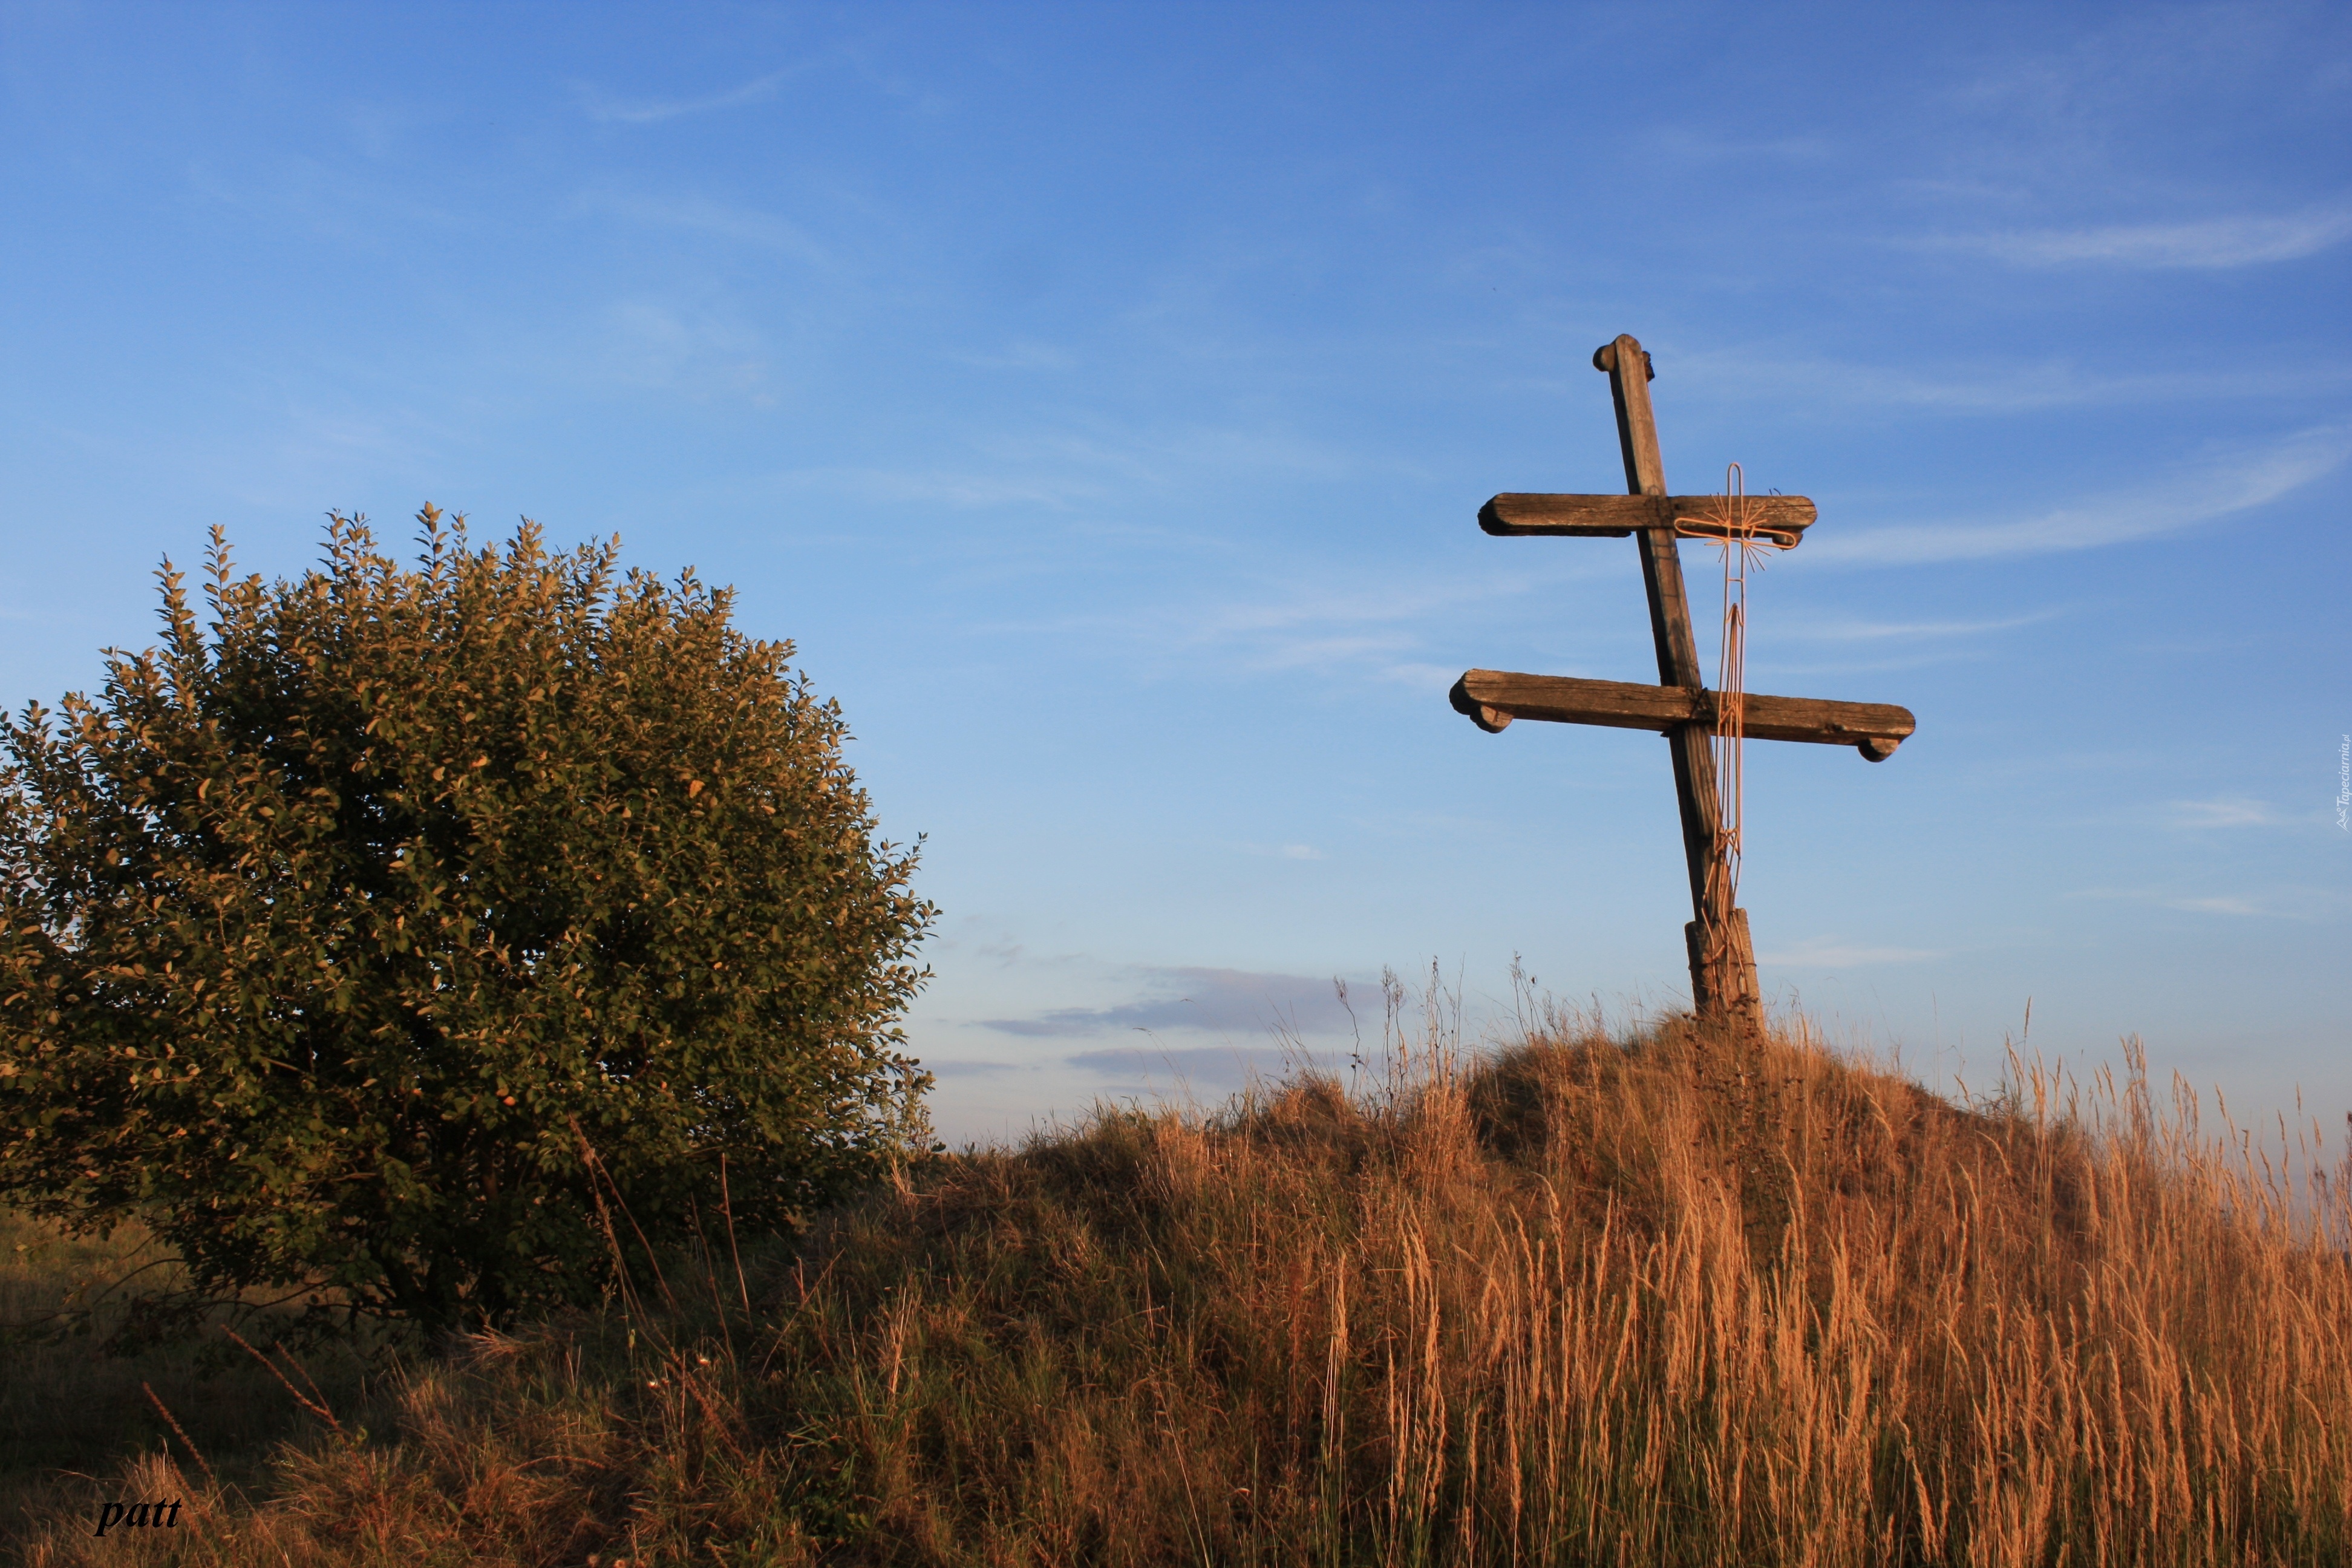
[1449,668,1915,760]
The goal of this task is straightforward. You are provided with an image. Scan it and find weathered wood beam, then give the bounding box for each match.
[1448,668,1914,759]
[1478,492,1817,547]
[1599,332,1761,1025]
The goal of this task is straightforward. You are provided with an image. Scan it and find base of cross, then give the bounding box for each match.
[1688,908,1763,1031]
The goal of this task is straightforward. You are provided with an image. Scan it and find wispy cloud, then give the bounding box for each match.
[949,340,1081,373]
[593,300,773,403]
[1230,841,1325,861]
[961,558,1582,687]
[925,1059,1025,1079]
[2169,797,2278,828]
[1941,206,2352,269]
[799,422,1382,528]
[577,68,803,125]
[1810,424,2351,564]
[1126,561,1625,684]
[578,191,834,267]
[1381,660,1475,691]
[1757,936,1940,967]
[2066,886,2328,918]
[1736,613,2051,682]
[1775,612,2057,642]
[1678,348,2352,416]
[776,464,1105,511]
[978,966,1353,1039]
[1648,127,1836,164]
[1065,1042,1342,1092]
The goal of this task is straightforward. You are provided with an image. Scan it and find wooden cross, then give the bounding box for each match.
[1448,333,1915,1028]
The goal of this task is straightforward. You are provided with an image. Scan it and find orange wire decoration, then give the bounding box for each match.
[1679,463,1791,930]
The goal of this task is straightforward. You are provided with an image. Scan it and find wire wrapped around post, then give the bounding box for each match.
[1679,464,1792,985]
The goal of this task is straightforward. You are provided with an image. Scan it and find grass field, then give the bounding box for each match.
[5,1007,2348,1565]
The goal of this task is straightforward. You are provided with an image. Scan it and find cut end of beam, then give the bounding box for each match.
[1448,675,1514,733]
[1592,336,1656,380]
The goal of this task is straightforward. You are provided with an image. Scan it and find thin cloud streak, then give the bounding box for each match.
[1676,349,2352,415]
[926,1059,1024,1079]
[981,558,1622,685]
[1065,1042,1343,1093]
[1758,938,1941,967]
[2065,887,2339,920]
[1934,205,2352,269]
[1229,841,1325,861]
[578,191,835,267]
[1774,613,2057,642]
[774,464,1105,511]
[1143,560,1625,673]
[1809,425,2351,564]
[2169,798,2278,828]
[577,68,805,125]
[977,966,1353,1039]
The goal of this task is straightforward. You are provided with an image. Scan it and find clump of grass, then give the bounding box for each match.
[11,1011,2351,1566]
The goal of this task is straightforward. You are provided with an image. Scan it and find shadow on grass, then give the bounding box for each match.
[1,1210,385,1540]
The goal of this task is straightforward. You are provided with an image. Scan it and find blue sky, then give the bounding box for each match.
[2,3,2346,1145]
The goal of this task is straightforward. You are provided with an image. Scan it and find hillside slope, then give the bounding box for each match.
[15,1015,2352,1566]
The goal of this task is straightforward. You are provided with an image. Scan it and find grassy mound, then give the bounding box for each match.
[10,1016,2351,1566]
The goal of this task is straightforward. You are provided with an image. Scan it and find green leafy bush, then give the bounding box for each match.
[0,509,935,1333]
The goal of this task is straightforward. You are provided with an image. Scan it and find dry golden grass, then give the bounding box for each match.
[8,1011,2349,1565]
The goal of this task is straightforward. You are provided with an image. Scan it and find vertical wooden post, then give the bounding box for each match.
[1594,335,1762,1028]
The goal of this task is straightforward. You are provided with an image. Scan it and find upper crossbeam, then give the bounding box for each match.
[1478,493,1816,547]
